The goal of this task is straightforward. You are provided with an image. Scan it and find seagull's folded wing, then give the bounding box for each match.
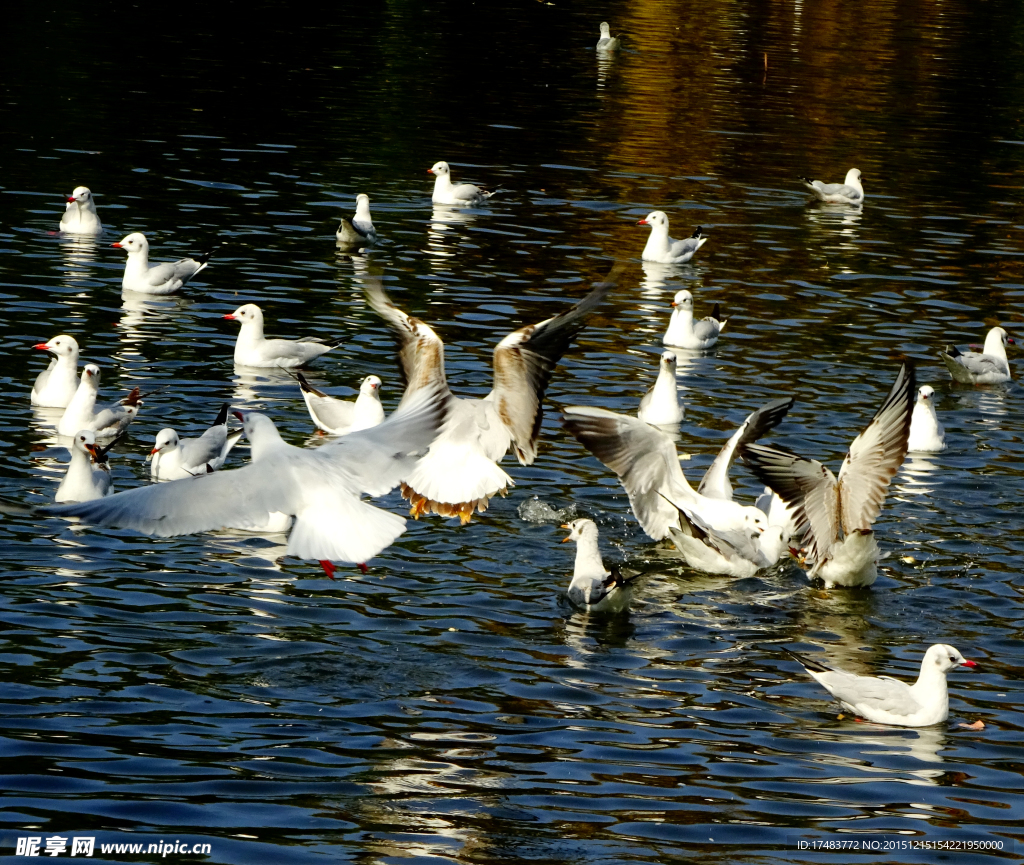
[817,670,920,716]
[303,389,355,433]
[180,426,228,469]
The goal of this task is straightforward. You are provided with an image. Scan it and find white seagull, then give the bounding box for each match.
[428,161,496,207]
[297,372,385,436]
[148,404,243,481]
[907,385,946,452]
[596,22,620,51]
[562,398,794,576]
[637,212,707,265]
[57,364,144,438]
[663,289,725,350]
[336,193,377,249]
[939,327,1014,385]
[787,644,976,727]
[31,335,81,408]
[801,168,864,205]
[224,303,343,369]
[637,351,684,426]
[366,273,614,523]
[60,186,103,234]
[43,382,449,578]
[55,430,118,503]
[742,364,915,588]
[561,518,633,612]
[113,232,214,295]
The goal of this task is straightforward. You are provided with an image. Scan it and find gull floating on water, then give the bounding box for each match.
[60,186,103,234]
[31,335,81,408]
[939,327,1014,385]
[638,212,707,265]
[366,272,615,523]
[908,385,946,452]
[148,404,243,481]
[336,193,377,249]
[224,303,343,369]
[787,644,976,727]
[663,289,725,350]
[561,518,633,612]
[637,351,684,426]
[596,22,620,51]
[742,364,915,588]
[55,429,119,503]
[428,161,496,206]
[298,372,385,435]
[57,364,144,438]
[43,382,450,578]
[113,232,214,295]
[801,169,864,206]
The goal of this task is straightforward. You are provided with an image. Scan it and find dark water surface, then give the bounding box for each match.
[2,1,1023,863]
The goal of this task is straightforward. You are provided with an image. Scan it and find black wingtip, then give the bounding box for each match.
[95,431,128,463]
[196,244,221,266]
[784,647,833,673]
[213,403,229,427]
[692,226,703,239]
[799,176,815,185]
[710,302,722,322]
[945,344,961,358]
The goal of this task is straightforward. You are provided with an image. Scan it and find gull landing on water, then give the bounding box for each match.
[801,168,864,206]
[787,644,976,727]
[113,233,215,295]
[336,193,377,249]
[428,161,496,206]
[663,289,725,350]
[939,327,1014,385]
[637,212,707,265]
[561,519,634,612]
[60,186,103,234]
[742,364,916,588]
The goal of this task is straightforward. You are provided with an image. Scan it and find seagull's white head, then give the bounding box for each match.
[561,518,599,544]
[81,363,101,389]
[360,375,382,396]
[599,22,611,36]
[111,232,148,255]
[660,351,677,373]
[150,428,180,458]
[924,643,976,674]
[917,385,935,404]
[232,410,286,458]
[72,428,100,458]
[845,168,863,187]
[68,186,93,204]
[35,334,79,358]
[223,303,264,325]
[743,507,768,534]
[637,210,668,229]
[671,289,693,310]
[355,193,370,207]
[428,161,450,177]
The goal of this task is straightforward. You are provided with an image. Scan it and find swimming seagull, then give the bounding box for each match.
[42,381,450,578]
[297,372,385,436]
[428,161,496,206]
[224,303,343,369]
[741,364,915,588]
[663,289,725,350]
[939,327,1014,385]
[336,193,377,249]
[786,644,976,727]
[57,364,144,438]
[366,271,617,523]
[113,233,215,295]
[800,169,864,205]
[31,335,81,408]
[637,351,684,426]
[562,398,794,576]
[55,429,119,503]
[637,212,707,264]
[596,22,620,51]
[148,404,243,481]
[907,385,946,452]
[561,518,633,612]
[60,186,103,234]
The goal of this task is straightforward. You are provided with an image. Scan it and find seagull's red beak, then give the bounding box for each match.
[66,196,76,203]
[232,411,245,421]
[33,343,50,351]
[961,659,977,668]
[223,314,236,320]
[427,169,435,175]
[85,443,100,458]
[671,301,677,307]
[111,242,123,248]
[637,219,648,225]
[1008,337,1016,345]
[149,447,160,455]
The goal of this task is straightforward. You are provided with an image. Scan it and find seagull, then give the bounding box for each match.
[55,429,119,503]
[298,373,385,436]
[336,193,377,249]
[42,381,450,578]
[561,519,633,612]
[31,335,81,408]
[224,304,343,369]
[148,404,243,481]
[741,364,915,588]
[939,327,1014,385]
[908,385,946,452]
[113,232,214,295]
[663,289,725,350]
[596,22,620,51]
[787,644,976,727]
[801,169,864,205]
[57,364,144,438]
[366,272,615,523]
[637,351,684,426]
[60,186,103,234]
[428,161,496,206]
[637,212,707,265]
[562,398,794,576]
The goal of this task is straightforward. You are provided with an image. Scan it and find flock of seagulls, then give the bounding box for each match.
[30,32,1015,725]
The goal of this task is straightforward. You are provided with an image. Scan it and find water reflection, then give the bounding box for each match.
[804,204,863,264]
[117,292,191,354]
[58,235,101,281]
[426,205,476,265]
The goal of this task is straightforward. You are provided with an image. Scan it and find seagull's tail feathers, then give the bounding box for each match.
[784,647,834,674]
